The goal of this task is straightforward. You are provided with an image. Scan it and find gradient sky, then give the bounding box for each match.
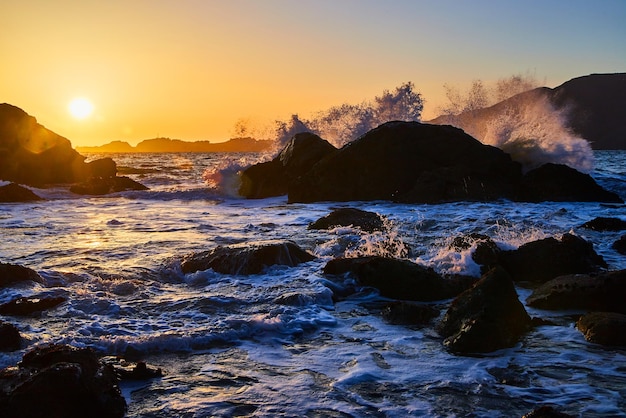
[2,0,625,146]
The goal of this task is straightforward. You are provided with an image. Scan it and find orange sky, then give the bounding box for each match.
[2,1,625,146]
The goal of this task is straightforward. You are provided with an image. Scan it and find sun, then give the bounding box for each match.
[68,97,94,119]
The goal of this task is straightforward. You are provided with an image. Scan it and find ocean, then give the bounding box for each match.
[1,150,625,417]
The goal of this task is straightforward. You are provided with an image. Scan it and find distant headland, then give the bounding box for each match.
[76,137,273,154]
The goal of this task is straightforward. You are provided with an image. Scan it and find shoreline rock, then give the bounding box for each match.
[0,183,43,202]
[576,312,626,346]
[308,208,386,233]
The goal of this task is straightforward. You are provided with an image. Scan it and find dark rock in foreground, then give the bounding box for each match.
[0,295,67,316]
[0,321,21,352]
[308,208,386,233]
[522,405,575,418]
[497,233,607,284]
[381,301,439,326]
[180,241,316,275]
[239,132,336,198]
[576,311,626,346]
[0,344,126,418]
[526,270,626,313]
[323,256,477,302]
[0,183,43,202]
[438,267,532,354]
[580,216,626,231]
[613,235,626,255]
[0,262,43,287]
[70,176,148,195]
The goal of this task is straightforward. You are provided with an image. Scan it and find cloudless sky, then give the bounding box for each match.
[2,0,625,146]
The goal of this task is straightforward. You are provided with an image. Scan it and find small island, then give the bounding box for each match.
[76,137,273,154]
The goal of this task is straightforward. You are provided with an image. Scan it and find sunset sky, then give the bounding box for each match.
[2,0,625,146]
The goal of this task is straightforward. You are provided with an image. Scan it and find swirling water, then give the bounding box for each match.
[1,151,625,417]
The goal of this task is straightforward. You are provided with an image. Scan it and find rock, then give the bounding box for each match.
[110,360,163,381]
[522,405,575,418]
[323,256,476,301]
[308,208,386,233]
[580,216,626,231]
[449,234,500,270]
[612,235,626,255]
[517,163,622,203]
[437,266,532,354]
[526,270,626,313]
[0,295,67,316]
[0,183,43,202]
[0,262,43,287]
[239,132,336,198]
[0,344,126,418]
[85,157,117,179]
[576,311,626,346]
[289,121,522,203]
[381,301,439,326]
[0,321,21,351]
[180,241,316,275]
[497,233,607,284]
[70,176,148,195]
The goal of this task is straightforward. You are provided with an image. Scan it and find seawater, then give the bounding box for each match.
[1,151,625,417]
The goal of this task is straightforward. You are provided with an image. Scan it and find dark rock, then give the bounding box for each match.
[581,216,626,231]
[289,121,522,203]
[0,183,43,202]
[308,208,386,233]
[522,405,575,418]
[437,266,532,354]
[613,235,626,255]
[0,321,21,351]
[576,311,626,346]
[0,262,43,287]
[180,241,316,275]
[526,270,626,313]
[0,344,126,418]
[517,163,622,203]
[381,301,439,326]
[0,295,67,316]
[239,132,336,198]
[323,256,476,302]
[85,157,117,178]
[449,234,500,269]
[497,233,607,284]
[70,176,148,195]
[112,361,163,381]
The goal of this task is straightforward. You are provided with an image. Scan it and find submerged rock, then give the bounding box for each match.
[526,270,626,313]
[0,262,43,287]
[522,405,575,418]
[0,321,21,352]
[323,256,476,301]
[180,241,316,275]
[70,176,148,195]
[308,208,386,233]
[437,267,532,354]
[0,344,126,418]
[576,311,626,346]
[0,183,43,202]
[0,295,67,316]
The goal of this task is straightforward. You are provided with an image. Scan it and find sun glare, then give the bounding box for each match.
[68,97,94,119]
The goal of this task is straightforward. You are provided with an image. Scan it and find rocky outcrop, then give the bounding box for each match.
[308,208,386,233]
[0,104,116,186]
[70,176,149,195]
[0,183,43,202]
[0,262,43,287]
[239,132,336,198]
[576,312,626,346]
[0,344,126,418]
[437,267,532,354]
[323,256,477,301]
[526,270,626,313]
[180,241,316,275]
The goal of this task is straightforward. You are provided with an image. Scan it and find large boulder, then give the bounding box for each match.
[323,256,476,301]
[308,208,386,233]
[0,104,116,186]
[239,132,336,198]
[437,267,532,354]
[526,270,626,313]
[0,183,43,202]
[0,344,126,418]
[180,241,316,275]
[576,311,626,346]
[0,262,43,287]
[289,121,522,203]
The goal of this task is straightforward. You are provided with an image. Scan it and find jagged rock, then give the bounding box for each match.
[239,132,336,198]
[70,176,148,195]
[580,216,626,231]
[437,266,532,354]
[308,208,386,233]
[526,270,626,313]
[497,233,607,283]
[0,295,67,316]
[323,256,477,301]
[0,321,21,351]
[0,262,43,287]
[180,241,316,275]
[576,311,626,346]
[518,163,622,203]
[0,344,126,418]
[0,183,43,202]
